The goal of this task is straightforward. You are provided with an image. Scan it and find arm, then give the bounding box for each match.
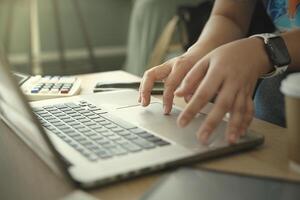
[139,0,257,112]
[282,29,300,71]
[187,0,256,55]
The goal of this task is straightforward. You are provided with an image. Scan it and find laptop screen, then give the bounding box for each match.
[0,51,65,176]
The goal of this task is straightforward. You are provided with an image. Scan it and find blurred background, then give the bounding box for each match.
[0,0,131,75]
[0,0,203,76]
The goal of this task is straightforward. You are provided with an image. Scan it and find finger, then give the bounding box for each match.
[239,94,254,135]
[177,69,224,128]
[163,57,194,114]
[225,90,246,144]
[138,78,144,103]
[197,81,238,144]
[184,94,193,103]
[238,83,255,135]
[183,81,200,103]
[139,64,171,106]
[175,58,209,97]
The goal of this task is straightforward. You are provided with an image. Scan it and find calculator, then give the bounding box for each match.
[19,75,81,101]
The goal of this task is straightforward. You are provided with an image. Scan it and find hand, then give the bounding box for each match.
[175,37,272,144]
[139,47,206,114]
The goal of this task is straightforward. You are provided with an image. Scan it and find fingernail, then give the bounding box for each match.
[175,84,185,95]
[179,118,188,127]
[186,95,192,102]
[199,131,209,145]
[141,98,146,106]
[163,105,168,114]
[229,134,237,144]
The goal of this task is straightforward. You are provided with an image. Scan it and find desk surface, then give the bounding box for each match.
[0,70,299,200]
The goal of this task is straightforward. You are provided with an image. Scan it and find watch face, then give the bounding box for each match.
[266,36,291,67]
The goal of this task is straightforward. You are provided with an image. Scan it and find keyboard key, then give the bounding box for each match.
[111,127,124,132]
[130,128,145,134]
[104,123,117,129]
[81,132,94,138]
[155,140,170,146]
[99,120,111,126]
[117,130,131,136]
[45,126,56,131]
[86,143,100,151]
[77,127,91,132]
[108,146,127,156]
[114,138,129,145]
[89,134,104,140]
[73,135,86,141]
[132,138,156,149]
[58,125,71,130]
[55,114,67,119]
[72,116,85,120]
[61,118,74,123]
[83,121,97,126]
[64,110,76,115]
[102,142,116,149]
[108,134,122,141]
[124,134,139,140]
[87,115,99,119]
[52,122,65,127]
[89,124,104,130]
[79,118,90,123]
[94,127,108,133]
[122,142,142,152]
[100,131,114,137]
[87,154,98,161]
[66,131,80,137]
[80,141,94,147]
[95,138,110,145]
[135,132,153,138]
[96,150,112,159]
[93,118,106,123]
[145,135,162,143]
[72,124,85,129]
[69,113,81,117]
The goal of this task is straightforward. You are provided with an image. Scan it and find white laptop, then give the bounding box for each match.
[0,51,264,189]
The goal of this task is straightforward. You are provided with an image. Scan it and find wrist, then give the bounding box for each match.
[248,37,274,76]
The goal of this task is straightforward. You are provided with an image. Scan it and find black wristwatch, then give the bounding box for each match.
[250,33,291,78]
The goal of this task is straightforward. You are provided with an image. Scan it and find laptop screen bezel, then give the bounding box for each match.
[0,49,75,186]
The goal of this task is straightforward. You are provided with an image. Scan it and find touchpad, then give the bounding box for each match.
[113,102,225,150]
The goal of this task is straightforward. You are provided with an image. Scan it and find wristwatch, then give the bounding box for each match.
[250,33,291,78]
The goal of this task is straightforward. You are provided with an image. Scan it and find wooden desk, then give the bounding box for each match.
[0,71,299,200]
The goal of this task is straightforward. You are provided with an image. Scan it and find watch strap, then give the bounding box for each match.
[250,33,289,79]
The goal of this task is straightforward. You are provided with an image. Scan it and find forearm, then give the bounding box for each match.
[188,15,246,54]
[282,29,300,71]
[187,0,256,55]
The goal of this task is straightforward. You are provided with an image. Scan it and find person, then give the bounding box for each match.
[138,0,300,144]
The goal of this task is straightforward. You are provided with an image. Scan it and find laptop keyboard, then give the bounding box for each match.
[33,101,170,161]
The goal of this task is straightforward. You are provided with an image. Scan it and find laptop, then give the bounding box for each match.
[0,51,264,189]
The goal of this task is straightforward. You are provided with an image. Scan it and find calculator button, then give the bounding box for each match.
[40,89,50,93]
[50,89,59,94]
[60,89,70,94]
[49,76,60,83]
[31,88,40,93]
